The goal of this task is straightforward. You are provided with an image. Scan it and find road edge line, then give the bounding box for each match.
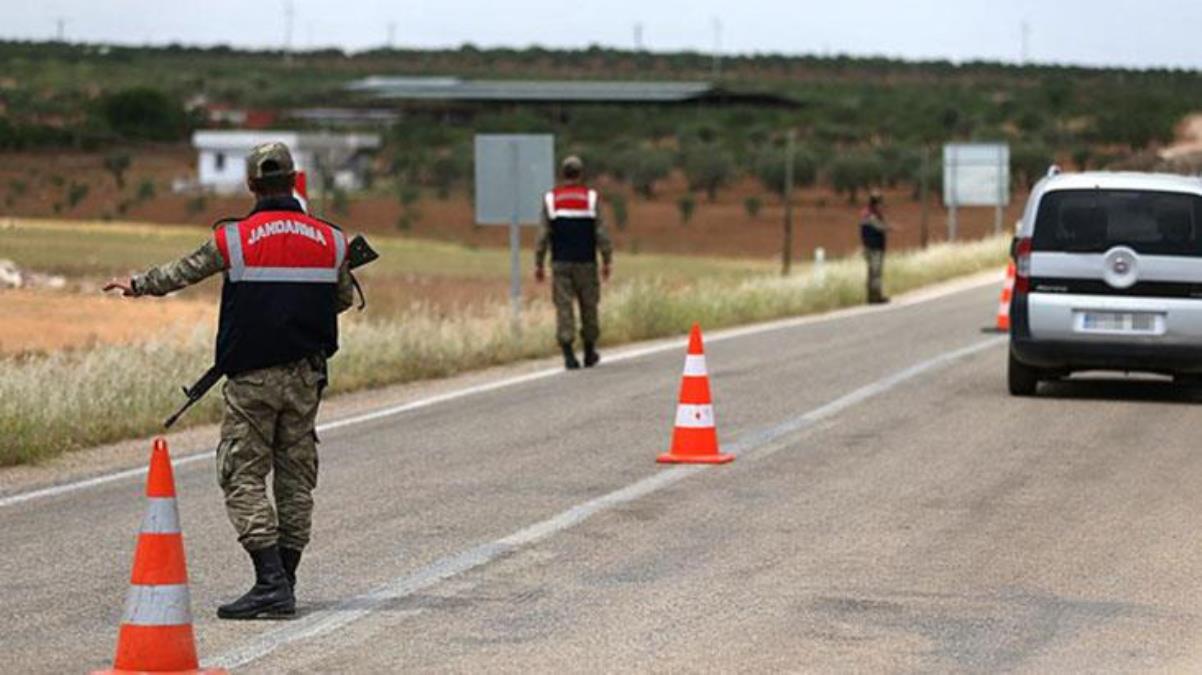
[206,335,1006,670]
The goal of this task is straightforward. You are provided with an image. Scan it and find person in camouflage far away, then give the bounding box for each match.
[535,155,614,370]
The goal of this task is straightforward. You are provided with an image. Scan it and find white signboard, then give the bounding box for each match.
[943,143,1010,208]
[474,134,555,226]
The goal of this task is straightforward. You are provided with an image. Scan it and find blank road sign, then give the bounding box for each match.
[944,143,1010,208]
[474,134,554,225]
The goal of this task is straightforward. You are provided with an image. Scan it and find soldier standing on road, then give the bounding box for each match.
[535,155,614,370]
[860,190,895,304]
[104,142,355,619]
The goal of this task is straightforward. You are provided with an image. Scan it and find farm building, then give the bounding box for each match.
[342,76,798,108]
[191,130,381,194]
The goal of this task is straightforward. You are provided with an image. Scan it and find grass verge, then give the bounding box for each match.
[0,236,1008,466]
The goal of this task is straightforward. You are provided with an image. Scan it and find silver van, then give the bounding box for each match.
[1009,170,1202,395]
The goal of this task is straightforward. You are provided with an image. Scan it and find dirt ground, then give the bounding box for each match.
[0,147,1026,260]
[0,288,214,355]
[0,146,1022,354]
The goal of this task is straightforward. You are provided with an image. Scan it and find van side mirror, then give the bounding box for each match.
[1009,236,1020,259]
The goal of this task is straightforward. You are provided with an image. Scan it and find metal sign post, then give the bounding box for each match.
[948,148,958,242]
[474,134,555,332]
[943,143,1010,242]
[507,139,522,330]
[782,129,796,276]
[995,149,1006,235]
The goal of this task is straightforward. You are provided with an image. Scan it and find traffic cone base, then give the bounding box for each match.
[658,451,735,464]
[660,324,734,465]
[92,438,227,675]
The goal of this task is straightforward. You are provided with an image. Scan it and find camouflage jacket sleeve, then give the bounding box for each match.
[863,213,888,232]
[337,262,355,313]
[131,240,226,296]
[535,200,551,268]
[595,207,614,265]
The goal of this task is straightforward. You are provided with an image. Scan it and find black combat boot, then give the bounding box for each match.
[561,342,581,370]
[583,342,601,368]
[280,546,303,591]
[217,546,296,620]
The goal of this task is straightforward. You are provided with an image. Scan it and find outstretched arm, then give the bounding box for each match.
[104,240,226,297]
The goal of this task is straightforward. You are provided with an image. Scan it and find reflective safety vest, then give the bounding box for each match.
[213,207,346,375]
[860,207,887,251]
[544,185,599,263]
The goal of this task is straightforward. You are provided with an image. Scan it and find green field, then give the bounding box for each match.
[1,218,778,312]
[2,219,773,278]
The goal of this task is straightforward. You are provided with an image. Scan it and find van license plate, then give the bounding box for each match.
[1078,311,1159,334]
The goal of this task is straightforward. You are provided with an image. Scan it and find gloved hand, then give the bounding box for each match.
[535,266,546,283]
[601,263,612,282]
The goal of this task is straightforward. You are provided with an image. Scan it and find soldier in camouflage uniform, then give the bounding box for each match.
[859,190,895,304]
[535,156,614,369]
[105,142,354,619]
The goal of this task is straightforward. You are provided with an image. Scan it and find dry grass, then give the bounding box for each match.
[0,235,1008,466]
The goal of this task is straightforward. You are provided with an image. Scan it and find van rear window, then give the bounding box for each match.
[1033,189,1202,256]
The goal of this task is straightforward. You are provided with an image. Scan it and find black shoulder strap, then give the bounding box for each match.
[350,271,367,311]
[313,216,344,232]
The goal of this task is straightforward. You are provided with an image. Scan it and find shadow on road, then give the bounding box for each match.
[1039,377,1202,405]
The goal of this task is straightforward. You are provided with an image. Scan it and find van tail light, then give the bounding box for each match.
[1014,237,1033,294]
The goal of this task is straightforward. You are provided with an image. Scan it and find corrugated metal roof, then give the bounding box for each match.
[346,76,715,103]
[192,130,381,151]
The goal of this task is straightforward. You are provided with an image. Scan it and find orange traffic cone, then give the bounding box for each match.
[658,324,734,464]
[93,438,226,675]
[996,261,1016,332]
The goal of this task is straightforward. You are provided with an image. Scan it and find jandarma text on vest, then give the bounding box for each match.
[247,219,329,247]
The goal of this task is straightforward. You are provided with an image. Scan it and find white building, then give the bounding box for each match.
[191,130,381,194]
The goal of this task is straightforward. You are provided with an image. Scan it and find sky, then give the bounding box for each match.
[5,0,1202,71]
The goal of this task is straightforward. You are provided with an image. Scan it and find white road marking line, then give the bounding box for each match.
[0,271,1003,510]
[205,335,1006,670]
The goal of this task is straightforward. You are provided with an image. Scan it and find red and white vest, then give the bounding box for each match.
[212,202,346,375]
[544,185,599,263]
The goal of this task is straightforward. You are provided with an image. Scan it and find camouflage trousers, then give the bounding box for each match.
[216,357,324,552]
[865,248,885,301]
[551,262,601,346]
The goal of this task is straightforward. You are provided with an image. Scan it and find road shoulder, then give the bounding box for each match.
[0,268,1002,500]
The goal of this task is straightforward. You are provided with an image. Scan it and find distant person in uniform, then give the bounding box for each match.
[535,155,614,370]
[860,190,896,304]
[104,142,355,619]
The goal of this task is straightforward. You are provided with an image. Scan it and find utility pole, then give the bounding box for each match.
[920,145,930,248]
[284,0,295,65]
[782,129,796,276]
[711,18,723,81]
[1020,20,1031,65]
[55,18,66,42]
[387,22,396,49]
[634,23,644,51]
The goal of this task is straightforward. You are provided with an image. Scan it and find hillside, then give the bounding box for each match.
[0,40,1197,257]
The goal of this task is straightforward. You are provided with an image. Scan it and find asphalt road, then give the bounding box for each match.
[6,277,1202,673]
